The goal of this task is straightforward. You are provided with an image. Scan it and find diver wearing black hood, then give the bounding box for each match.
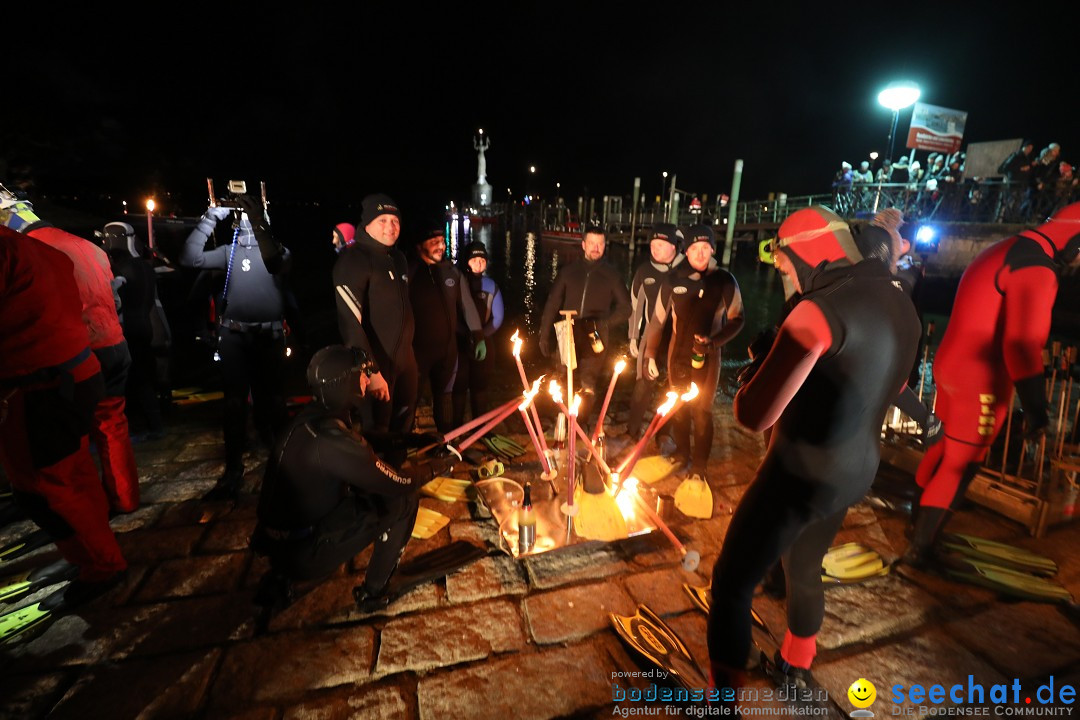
[179,195,293,499]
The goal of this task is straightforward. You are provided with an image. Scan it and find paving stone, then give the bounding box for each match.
[267,573,359,632]
[416,641,614,720]
[107,503,166,533]
[140,475,221,504]
[116,526,206,564]
[0,673,66,720]
[47,649,221,720]
[200,517,258,552]
[106,595,257,659]
[154,499,233,529]
[621,566,707,616]
[842,502,879,529]
[134,552,247,601]
[330,583,441,623]
[523,542,632,590]
[944,602,1080,679]
[621,533,682,569]
[524,581,635,644]
[445,555,528,604]
[283,683,412,720]
[818,573,939,650]
[209,626,376,711]
[448,517,502,549]
[812,628,1007,712]
[375,598,526,675]
[173,442,227,462]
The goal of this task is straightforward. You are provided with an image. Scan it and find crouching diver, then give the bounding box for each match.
[707,207,920,695]
[252,345,456,617]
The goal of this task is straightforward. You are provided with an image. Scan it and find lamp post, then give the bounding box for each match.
[877,81,921,164]
[661,171,668,220]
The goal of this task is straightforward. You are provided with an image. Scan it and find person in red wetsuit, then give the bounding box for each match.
[708,206,920,694]
[4,192,141,514]
[0,216,127,596]
[905,202,1080,565]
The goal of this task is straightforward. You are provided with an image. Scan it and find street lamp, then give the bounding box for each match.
[145,198,156,250]
[661,171,668,215]
[877,81,920,163]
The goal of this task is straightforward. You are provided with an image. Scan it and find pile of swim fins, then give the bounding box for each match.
[936,533,1071,603]
[0,528,54,565]
[0,559,77,644]
[481,435,526,462]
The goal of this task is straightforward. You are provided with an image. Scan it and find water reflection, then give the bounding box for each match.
[524,232,536,331]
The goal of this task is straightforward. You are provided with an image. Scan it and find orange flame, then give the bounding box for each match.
[519,377,542,411]
[680,382,699,402]
[570,394,582,417]
[614,358,627,375]
[549,379,563,406]
[511,330,522,358]
[657,391,679,416]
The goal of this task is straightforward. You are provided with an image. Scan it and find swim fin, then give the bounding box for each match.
[628,455,679,484]
[420,477,473,503]
[673,474,713,519]
[610,604,708,691]
[353,540,487,613]
[411,507,450,540]
[0,584,68,644]
[939,533,1057,577]
[572,485,628,542]
[821,542,890,584]
[938,555,1072,603]
[0,559,77,604]
[682,583,772,636]
[0,529,53,564]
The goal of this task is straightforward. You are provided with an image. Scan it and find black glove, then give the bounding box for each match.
[1014,374,1049,440]
[747,326,778,362]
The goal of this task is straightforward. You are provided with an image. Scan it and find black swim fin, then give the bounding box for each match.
[0,559,77,604]
[0,529,53,564]
[353,540,487,613]
[610,604,708,691]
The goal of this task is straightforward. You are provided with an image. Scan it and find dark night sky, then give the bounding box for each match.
[8,4,1078,217]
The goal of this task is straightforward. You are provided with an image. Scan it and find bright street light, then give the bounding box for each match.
[877,81,920,163]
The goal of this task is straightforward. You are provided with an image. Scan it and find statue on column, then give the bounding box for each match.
[473,131,493,208]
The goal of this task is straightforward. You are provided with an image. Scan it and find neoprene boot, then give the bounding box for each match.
[901,505,951,569]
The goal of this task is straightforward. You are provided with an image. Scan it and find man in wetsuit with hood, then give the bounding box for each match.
[626,223,682,439]
[707,207,920,694]
[180,194,291,500]
[642,224,744,485]
[333,194,418,433]
[539,226,632,424]
[253,345,454,611]
[905,202,1080,566]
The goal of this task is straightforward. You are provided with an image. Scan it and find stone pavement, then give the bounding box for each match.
[2,395,1079,720]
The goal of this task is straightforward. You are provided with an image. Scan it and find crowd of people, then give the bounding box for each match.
[831,140,1078,222]
[3,177,1078,703]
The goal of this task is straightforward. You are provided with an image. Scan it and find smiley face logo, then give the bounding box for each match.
[848,678,877,709]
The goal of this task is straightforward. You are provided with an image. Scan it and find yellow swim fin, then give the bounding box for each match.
[630,455,679,484]
[420,477,472,503]
[673,474,713,519]
[821,542,889,583]
[572,485,629,541]
[411,507,450,540]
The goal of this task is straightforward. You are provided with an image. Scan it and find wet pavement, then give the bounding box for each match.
[2,390,1080,720]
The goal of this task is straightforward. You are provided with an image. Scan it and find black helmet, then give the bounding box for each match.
[307,345,375,412]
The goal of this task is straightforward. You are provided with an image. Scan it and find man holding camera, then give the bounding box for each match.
[180,192,291,501]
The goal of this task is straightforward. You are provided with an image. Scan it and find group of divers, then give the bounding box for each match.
[2,182,1080,705]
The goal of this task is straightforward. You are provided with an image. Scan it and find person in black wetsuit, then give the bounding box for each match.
[180,195,292,500]
[408,225,485,434]
[333,194,418,433]
[538,226,632,425]
[642,225,744,482]
[626,223,683,440]
[452,240,505,426]
[707,206,920,694]
[252,345,454,607]
[100,221,166,438]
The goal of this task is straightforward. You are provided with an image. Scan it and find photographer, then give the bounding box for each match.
[179,192,293,500]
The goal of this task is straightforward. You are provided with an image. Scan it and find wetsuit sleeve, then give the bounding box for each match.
[733,300,833,432]
[179,220,231,270]
[1000,266,1057,382]
[628,267,647,343]
[331,252,376,360]
[456,268,484,340]
[709,273,745,348]
[643,280,673,361]
[488,280,504,335]
[315,420,421,497]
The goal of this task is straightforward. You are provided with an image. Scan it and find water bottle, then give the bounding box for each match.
[691,338,708,369]
[589,329,604,354]
[596,430,607,464]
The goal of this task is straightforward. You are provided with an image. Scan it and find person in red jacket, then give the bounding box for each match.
[2,191,140,514]
[0,216,127,596]
[905,202,1080,565]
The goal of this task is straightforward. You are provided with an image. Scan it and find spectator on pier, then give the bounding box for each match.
[875,158,893,183]
[890,156,910,184]
[999,140,1036,185]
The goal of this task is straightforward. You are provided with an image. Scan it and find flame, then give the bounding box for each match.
[657,391,679,417]
[511,330,522,358]
[549,379,563,406]
[614,358,627,375]
[146,198,156,212]
[519,377,542,411]
[570,394,581,417]
[680,382,699,402]
[614,475,639,520]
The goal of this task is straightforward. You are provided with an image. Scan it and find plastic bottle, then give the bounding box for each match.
[518,482,536,553]
[691,338,708,369]
[589,329,604,354]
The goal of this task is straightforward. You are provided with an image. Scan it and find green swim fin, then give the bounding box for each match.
[939,533,1057,577]
[821,542,890,584]
[939,555,1072,603]
[0,559,77,604]
[610,604,708,691]
[0,584,68,644]
[0,529,53,564]
[354,540,487,613]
